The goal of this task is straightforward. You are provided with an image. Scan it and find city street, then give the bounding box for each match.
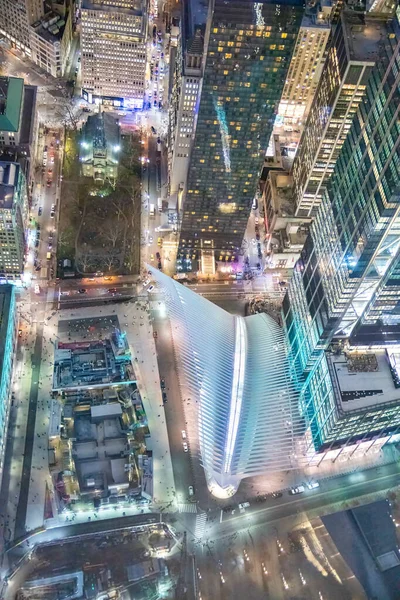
[28,126,63,285]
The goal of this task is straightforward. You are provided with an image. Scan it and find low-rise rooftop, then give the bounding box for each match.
[31,12,67,42]
[343,12,387,62]
[0,162,20,210]
[81,0,143,17]
[0,77,23,133]
[328,348,400,412]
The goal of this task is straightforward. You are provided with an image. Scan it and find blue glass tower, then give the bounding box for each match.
[283,13,400,453]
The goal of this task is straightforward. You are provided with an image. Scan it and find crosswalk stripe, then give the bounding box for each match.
[177,503,198,514]
[194,513,207,540]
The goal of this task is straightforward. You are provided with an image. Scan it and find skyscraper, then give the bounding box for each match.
[277,5,331,126]
[0,161,28,281]
[81,0,147,108]
[0,285,17,480]
[291,11,385,218]
[177,0,304,265]
[283,12,400,454]
[168,19,206,214]
[0,0,73,78]
[0,0,43,54]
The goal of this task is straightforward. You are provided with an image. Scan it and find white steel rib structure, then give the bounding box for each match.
[151,269,304,497]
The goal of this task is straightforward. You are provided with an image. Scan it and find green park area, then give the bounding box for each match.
[57,129,142,276]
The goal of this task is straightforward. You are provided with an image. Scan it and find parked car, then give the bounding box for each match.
[289,485,305,495]
[188,486,194,497]
[307,481,320,490]
[182,441,188,452]
[181,430,187,439]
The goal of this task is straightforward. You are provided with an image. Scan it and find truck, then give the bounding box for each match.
[149,204,155,217]
[157,197,163,212]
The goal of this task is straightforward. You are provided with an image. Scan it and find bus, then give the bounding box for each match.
[149,204,155,217]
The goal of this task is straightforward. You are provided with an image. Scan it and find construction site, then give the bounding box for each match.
[15,523,179,599]
[48,317,154,512]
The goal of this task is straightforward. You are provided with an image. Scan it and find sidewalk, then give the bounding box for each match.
[304,438,400,481]
[118,299,176,505]
[24,294,57,532]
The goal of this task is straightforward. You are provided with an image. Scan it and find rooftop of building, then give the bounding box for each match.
[81,0,144,17]
[0,77,24,133]
[0,162,21,210]
[267,171,296,216]
[350,322,400,346]
[182,0,208,54]
[31,12,67,43]
[322,500,400,600]
[342,10,387,61]
[328,347,400,412]
[301,2,333,27]
[18,85,37,147]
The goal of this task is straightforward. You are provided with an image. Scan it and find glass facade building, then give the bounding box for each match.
[178,0,304,263]
[152,267,303,497]
[0,285,17,478]
[283,14,400,453]
[291,13,384,218]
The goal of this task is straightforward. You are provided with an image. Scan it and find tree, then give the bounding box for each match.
[76,252,93,274]
[102,255,118,272]
[57,228,74,249]
[55,98,83,131]
[102,220,124,248]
